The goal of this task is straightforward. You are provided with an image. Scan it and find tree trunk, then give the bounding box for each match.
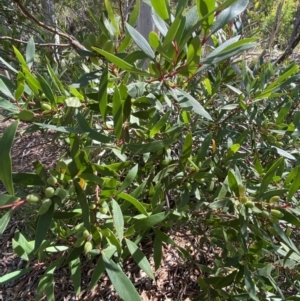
[137,1,154,69]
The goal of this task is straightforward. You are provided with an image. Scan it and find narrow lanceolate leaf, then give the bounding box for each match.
[0,268,32,285]
[0,120,18,195]
[125,239,155,279]
[0,209,12,235]
[133,212,170,231]
[118,164,138,193]
[26,36,35,69]
[89,256,105,290]
[112,199,124,242]
[125,138,176,154]
[212,0,249,34]
[118,192,148,216]
[37,75,57,109]
[197,0,215,33]
[150,0,170,21]
[34,202,55,252]
[98,64,108,120]
[244,267,259,301]
[74,181,90,232]
[92,47,150,76]
[113,85,123,140]
[102,254,141,301]
[0,79,14,100]
[70,258,81,296]
[288,167,300,201]
[154,236,162,270]
[125,23,155,59]
[170,88,212,121]
[104,0,119,33]
[181,132,192,165]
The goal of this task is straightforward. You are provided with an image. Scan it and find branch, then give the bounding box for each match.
[0,36,69,47]
[11,0,88,53]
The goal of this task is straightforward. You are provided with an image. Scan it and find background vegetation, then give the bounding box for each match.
[1,0,300,300]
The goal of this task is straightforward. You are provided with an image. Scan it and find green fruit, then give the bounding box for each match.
[89,203,96,210]
[269,196,280,203]
[47,176,57,186]
[84,241,93,253]
[286,227,291,237]
[45,187,55,197]
[245,201,255,208]
[26,193,40,203]
[55,188,67,200]
[41,102,52,111]
[271,209,284,218]
[99,207,108,214]
[82,229,90,239]
[186,183,192,191]
[260,211,269,218]
[238,185,246,197]
[38,198,52,215]
[73,223,85,232]
[240,196,248,204]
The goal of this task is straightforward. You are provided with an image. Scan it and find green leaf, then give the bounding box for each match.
[76,112,111,143]
[125,138,176,154]
[133,212,169,231]
[153,164,177,183]
[273,223,300,256]
[227,170,239,195]
[0,194,19,206]
[153,228,176,246]
[26,36,35,68]
[18,109,34,121]
[0,268,32,285]
[0,96,19,114]
[170,88,212,121]
[244,267,259,301]
[150,0,170,21]
[125,23,155,59]
[181,132,192,165]
[154,236,162,270]
[37,75,57,109]
[14,230,34,257]
[104,0,119,33]
[197,0,215,33]
[0,78,14,100]
[259,158,284,195]
[74,181,90,232]
[70,258,81,296]
[118,164,138,193]
[102,254,141,301]
[89,256,105,290]
[113,85,123,140]
[92,47,150,76]
[98,65,108,120]
[118,192,148,216]
[149,111,170,138]
[13,46,27,66]
[34,201,54,252]
[288,167,300,201]
[0,209,12,235]
[211,0,249,34]
[112,199,124,242]
[163,14,182,48]
[125,239,154,280]
[0,120,18,195]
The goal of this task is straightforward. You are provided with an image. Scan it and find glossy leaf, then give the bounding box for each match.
[125,239,154,279]
[125,23,155,59]
[118,164,138,193]
[112,199,124,242]
[150,0,169,21]
[0,120,18,195]
[125,138,176,154]
[0,209,12,235]
[70,258,81,296]
[118,192,148,216]
[26,36,35,68]
[113,85,123,140]
[34,202,54,252]
[103,254,141,301]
